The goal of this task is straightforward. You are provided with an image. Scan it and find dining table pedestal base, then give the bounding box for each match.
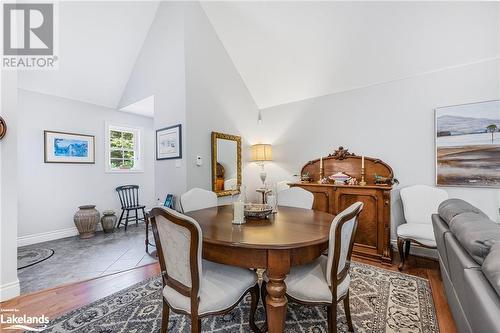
[266,250,290,333]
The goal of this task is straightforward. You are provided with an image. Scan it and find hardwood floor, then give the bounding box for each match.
[1,255,457,332]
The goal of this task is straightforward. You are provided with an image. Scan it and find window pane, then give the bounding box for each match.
[123,151,134,159]
[110,131,123,148]
[123,159,134,169]
[122,133,134,149]
[110,159,123,169]
[123,132,133,141]
[110,150,123,158]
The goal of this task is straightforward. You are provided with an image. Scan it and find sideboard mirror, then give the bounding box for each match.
[211,132,242,197]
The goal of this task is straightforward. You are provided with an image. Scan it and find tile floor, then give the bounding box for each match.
[17,223,157,294]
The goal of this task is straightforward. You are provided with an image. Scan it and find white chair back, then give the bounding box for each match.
[224,178,238,191]
[276,180,291,193]
[180,188,218,213]
[278,187,314,209]
[400,185,448,225]
[151,207,203,294]
[326,202,363,286]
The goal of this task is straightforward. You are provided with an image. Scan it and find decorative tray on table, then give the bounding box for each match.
[244,204,273,219]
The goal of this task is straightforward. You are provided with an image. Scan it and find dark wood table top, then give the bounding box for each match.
[184,205,334,250]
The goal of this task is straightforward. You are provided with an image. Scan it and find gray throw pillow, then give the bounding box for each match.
[438,198,489,225]
[450,212,500,265]
[483,243,500,298]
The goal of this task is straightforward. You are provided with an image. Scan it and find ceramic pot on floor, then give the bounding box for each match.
[74,205,100,239]
[101,210,117,233]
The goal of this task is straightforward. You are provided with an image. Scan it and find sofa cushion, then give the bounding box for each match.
[483,243,500,297]
[450,212,500,264]
[438,199,489,225]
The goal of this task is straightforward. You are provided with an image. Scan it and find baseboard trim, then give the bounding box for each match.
[17,227,79,247]
[0,279,20,301]
[390,239,438,260]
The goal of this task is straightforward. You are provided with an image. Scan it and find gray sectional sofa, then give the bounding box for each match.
[432,199,500,333]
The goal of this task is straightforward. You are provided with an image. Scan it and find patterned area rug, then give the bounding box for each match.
[17,248,54,270]
[42,263,438,332]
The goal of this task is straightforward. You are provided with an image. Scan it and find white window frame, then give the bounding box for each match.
[105,122,144,173]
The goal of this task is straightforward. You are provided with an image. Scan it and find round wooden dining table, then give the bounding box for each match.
[184,204,335,333]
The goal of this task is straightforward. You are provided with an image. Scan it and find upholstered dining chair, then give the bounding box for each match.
[149,207,260,333]
[397,185,448,270]
[180,188,218,213]
[116,185,147,231]
[262,202,363,333]
[277,187,314,209]
[276,180,291,193]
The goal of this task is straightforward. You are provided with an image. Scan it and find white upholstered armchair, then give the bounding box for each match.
[397,185,448,270]
[149,207,260,333]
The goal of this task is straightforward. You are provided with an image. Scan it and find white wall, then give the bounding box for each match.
[184,2,259,204]
[17,90,155,242]
[257,59,500,237]
[0,71,20,301]
[119,2,187,208]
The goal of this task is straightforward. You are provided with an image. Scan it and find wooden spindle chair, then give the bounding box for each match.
[116,185,147,231]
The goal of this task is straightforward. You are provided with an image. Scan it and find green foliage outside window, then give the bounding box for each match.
[110,130,135,169]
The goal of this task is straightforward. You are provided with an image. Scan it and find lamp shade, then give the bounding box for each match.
[251,144,273,162]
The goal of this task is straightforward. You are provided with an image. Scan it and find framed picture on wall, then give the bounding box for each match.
[156,124,182,160]
[44,130,95,164]
[435,100,500,187]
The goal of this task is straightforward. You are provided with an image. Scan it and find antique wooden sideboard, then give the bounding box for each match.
[289,147,394,264]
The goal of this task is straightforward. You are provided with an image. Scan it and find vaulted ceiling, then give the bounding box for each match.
[201,1,500,109]
[18,1,159,109]
[18,1,500,110]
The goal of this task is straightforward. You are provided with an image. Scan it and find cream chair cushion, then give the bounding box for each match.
[180,188,218,213]
[278,187,314,209]
[397,223,437,247]
[284,256,350,303]
[163,260,257,315]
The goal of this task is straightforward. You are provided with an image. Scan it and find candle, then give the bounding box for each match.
[233,201,245,224]
[362,156,365,169]
[320,157,323,169]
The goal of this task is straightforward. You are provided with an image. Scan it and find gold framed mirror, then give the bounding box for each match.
[211,132,242,197]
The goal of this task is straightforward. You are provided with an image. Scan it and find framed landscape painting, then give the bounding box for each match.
[44,131,95,164]
[435,100,500,187]
[156,124,182,160]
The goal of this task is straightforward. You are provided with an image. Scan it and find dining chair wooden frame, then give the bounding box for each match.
[149,207,260,333]
[261,203,362,333]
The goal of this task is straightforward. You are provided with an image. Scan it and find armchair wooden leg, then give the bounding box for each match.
[249,283,260,333]
[135,209,139,226]
[161,299,169,333]
[397,237,405,271]
[404,240,411,259]
[343,291,354,332]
